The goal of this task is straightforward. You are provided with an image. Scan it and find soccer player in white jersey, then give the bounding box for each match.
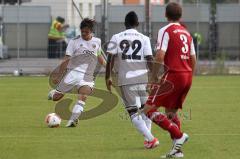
[48,18,106,127]
[105,11,159,149]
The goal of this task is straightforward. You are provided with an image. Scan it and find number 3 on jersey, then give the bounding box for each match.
[180,34,189,54]
[120,40,142,60]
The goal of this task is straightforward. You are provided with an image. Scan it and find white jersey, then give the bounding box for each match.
[107,29,152,86]
[66,36,102,76]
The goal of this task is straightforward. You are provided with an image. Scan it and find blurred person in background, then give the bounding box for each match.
[48,16,69,58]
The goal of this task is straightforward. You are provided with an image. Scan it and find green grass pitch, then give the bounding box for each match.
[0,76,240,159]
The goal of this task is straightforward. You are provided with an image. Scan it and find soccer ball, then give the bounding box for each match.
[45,113,61,128]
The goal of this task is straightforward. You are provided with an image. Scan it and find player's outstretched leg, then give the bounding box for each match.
[144,105,188,157]
[127,106,159,149]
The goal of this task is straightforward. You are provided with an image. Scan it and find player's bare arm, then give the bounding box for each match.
[155,49,165,63]
[52,55,70,85]
[58,55,70,73]
[190,36,197,74]
[150,50,165,83]
[59,55,70,71]
[105,53,115,92]
[97,54,106,67]
[190,54,197,74]
[145,55,154,72]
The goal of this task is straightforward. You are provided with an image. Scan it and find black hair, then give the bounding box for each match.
[80,18,95,31]
[166,2,182,21]
[124,11,139,29]
[56,16,65,24]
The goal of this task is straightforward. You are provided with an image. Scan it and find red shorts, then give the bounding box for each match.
[146,72,192,109]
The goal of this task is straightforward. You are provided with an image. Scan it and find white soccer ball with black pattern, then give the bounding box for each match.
[45,113,61,128]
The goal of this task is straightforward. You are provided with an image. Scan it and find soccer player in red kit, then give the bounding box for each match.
[143,2,196,158]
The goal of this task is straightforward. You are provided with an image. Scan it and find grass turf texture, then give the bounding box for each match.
[0,76,240,159]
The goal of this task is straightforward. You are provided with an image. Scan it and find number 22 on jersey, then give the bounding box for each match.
[120,40,142,60]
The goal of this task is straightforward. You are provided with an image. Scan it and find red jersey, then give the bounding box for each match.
[156,23,196,72]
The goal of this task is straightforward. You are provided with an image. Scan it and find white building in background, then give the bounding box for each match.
[23,0,68,20]
[72,0,122,18]
[67,0,101,28]
[68,0,123,27]
[23,0,123,27]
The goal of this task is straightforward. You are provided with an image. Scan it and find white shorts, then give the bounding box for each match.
[56,70,94,94]
[119,84,148,109]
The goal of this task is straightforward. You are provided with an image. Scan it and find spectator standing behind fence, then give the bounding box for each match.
[48,16,69,58]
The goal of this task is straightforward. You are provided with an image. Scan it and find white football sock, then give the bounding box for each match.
[141,112,153,141]
[131,114,154,142]
[141,112,152,131]
[69,100,85,121]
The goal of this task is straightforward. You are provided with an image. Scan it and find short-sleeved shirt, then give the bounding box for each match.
[156,23,196,72]
[66,36,102,76]
[107,29,153,86]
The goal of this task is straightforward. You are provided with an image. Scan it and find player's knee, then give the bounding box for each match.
[143,105,158,118]
[78,86,92,96]
[53,93,64,101]
[78,94,87,102]
[165,109,178,119]
[139,104,145,111]
[143,104,152,114]
[126,106,139,117]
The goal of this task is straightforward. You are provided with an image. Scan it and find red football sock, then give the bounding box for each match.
[147,110,183,139]
[171,114,181,130]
